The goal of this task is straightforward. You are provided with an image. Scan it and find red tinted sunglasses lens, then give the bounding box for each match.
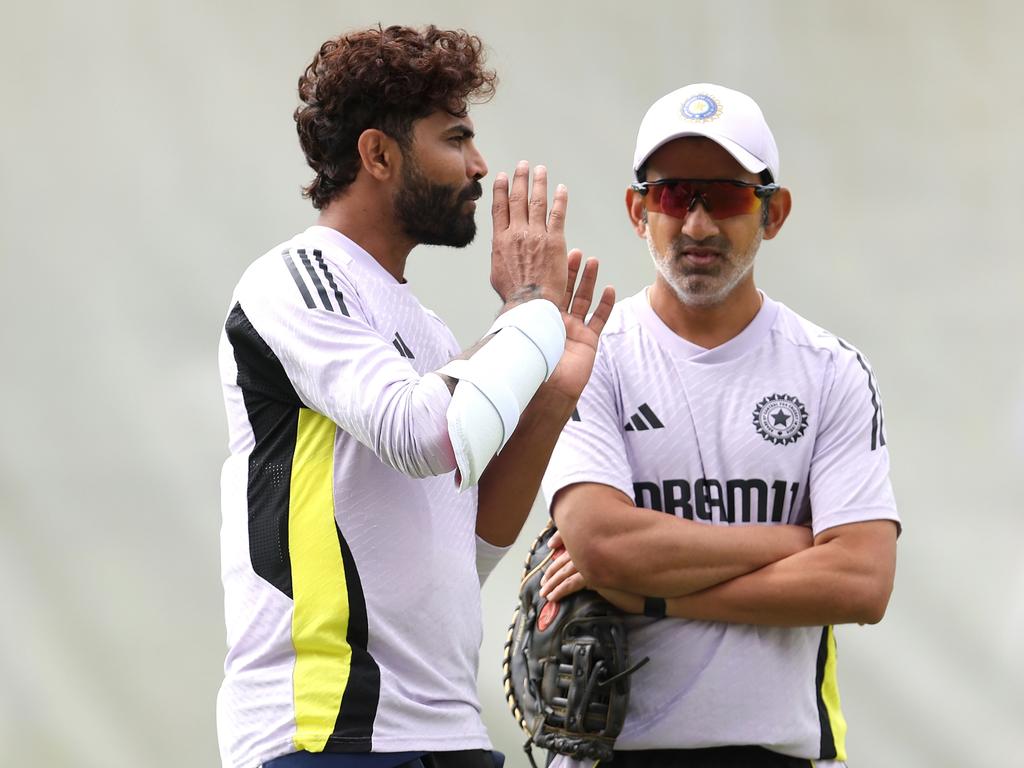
[648,181,763,219]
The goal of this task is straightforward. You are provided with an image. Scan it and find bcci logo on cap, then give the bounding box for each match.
[681,93,722,122]
[752,393,808,446]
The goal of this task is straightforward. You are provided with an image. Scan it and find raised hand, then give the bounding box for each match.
[490,162,569,308]
[545,249,616,403]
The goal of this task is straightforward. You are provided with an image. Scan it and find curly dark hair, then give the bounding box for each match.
[294,25,497,209]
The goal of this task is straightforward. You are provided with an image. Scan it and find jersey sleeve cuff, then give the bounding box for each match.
[475,535,512,585]
[811,506,902,538]
[541,473,635,512]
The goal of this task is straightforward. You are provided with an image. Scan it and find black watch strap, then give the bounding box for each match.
[643,596,667,618]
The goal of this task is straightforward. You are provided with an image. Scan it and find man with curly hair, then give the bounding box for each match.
[216,25,614,768]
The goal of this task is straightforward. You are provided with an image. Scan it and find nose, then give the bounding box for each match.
[680,200,719,240]
[468,142,488,181]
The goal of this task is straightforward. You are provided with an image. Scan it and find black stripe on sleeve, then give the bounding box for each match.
[631,414,649,431]
[877,386,887,448]
[836,339,883,451]
[283,249,316,309]
[225,302,303,598]
[298,248,334,312]
[314,250,350,317]
[815,626,838,759]
[394,332,414,359]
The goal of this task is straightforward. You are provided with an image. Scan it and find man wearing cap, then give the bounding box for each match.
[538,84,900,767]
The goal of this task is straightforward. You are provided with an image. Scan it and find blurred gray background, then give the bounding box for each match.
[3,1,1022,766]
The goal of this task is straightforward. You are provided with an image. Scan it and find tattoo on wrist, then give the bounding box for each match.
[504,284,543,307]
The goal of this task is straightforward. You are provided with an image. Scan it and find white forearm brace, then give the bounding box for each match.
[438,299,565,491]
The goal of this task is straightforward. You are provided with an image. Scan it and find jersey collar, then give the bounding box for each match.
[303,225,403,286]
[633,287,780,364]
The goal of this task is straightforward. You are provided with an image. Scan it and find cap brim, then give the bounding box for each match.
[635,130,768,178]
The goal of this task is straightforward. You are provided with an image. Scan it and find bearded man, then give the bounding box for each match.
[216,25,613,768]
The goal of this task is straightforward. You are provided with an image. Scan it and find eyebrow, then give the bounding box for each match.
[444,123,475,139]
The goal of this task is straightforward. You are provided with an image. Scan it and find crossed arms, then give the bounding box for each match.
[544,482,898,627]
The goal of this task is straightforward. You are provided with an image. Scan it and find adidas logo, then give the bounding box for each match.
[392,332,415,359]
[624,403,664,432]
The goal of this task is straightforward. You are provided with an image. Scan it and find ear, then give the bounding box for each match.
[356,128,401,182]
[762,187,792,240]
[626,187,648,238]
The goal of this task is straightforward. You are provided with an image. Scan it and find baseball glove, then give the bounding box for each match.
[503,523,648,767]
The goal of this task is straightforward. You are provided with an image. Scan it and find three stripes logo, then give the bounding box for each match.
[283,248,350,316]
[624,403,664,432]
[392,332,415,359]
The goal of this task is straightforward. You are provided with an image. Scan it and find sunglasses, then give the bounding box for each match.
[631,178,779,220]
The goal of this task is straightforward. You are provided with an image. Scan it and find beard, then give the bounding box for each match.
[646,227,762,307]
[394,156,481,248]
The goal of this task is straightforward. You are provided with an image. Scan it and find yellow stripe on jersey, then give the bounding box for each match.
[289,409,350,753]
[821,626,848,761]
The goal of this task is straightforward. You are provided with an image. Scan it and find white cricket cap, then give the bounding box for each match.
[632,83,780,182]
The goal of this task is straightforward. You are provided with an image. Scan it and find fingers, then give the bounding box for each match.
[540,547,585,602]
[586,285,616,336]
[491,172,509,231]
[500,162,565,232]
[548,183,567,234]
[507,161,530,229]
[560,250,583,312]
[547,528,564,550]
[543,572,587,603]
[529,165,548,227]
[563,257,615,328]
[540,548,572,587]
[568,256,598,319]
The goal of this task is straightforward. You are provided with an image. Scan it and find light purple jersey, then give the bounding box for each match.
[217,227,498,767]
[542,289,900,761]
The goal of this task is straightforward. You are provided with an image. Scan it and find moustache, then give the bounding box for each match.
[670,233,732,254]
[459,180,483,202]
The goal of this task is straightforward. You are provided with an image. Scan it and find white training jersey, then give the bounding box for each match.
[217,226,501,768]
[542,289,900,762]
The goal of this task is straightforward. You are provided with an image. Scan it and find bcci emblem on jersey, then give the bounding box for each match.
[752,393,808,446]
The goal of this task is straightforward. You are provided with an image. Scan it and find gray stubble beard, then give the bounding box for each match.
[645,227,763,308]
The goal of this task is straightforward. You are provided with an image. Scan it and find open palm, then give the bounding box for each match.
[546,249,616,402]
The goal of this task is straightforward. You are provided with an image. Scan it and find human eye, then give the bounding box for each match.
[447,128,474,146]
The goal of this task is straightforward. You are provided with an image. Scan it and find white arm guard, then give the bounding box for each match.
[438,299,565,491]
